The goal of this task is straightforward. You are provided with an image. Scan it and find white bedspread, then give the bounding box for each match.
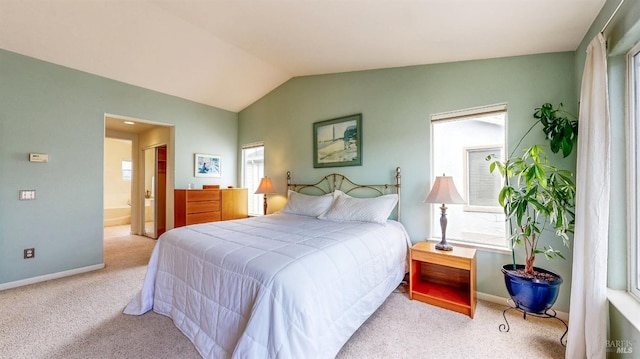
[125,213,410,359]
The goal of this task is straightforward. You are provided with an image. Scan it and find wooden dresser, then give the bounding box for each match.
[174,188,248,227]
[220,188,249,221]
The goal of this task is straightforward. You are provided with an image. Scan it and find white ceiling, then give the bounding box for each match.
[0,0,605,113]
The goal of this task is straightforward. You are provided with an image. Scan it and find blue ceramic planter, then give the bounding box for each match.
[502,264,563,314]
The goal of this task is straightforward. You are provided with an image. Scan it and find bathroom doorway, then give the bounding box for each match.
[104,137,134,232]
[143,144,167,238]
[104,114,175,240]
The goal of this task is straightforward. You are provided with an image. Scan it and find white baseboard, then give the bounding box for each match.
[477,291,569,321]
[0,263,105,291]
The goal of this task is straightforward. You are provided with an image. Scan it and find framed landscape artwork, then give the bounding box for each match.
[194,154,221,177]
[313,114,362,168]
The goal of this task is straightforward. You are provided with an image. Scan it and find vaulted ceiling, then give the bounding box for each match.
[0,1,605,112]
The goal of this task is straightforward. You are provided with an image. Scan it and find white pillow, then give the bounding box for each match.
[281,190,334,217]
[318,190,398,224]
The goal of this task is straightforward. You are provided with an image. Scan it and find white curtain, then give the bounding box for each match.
[566,33,611,358]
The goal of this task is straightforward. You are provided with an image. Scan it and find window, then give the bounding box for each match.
[241,143,265,216]
[465,146,502,211]
[122,160,132,181]
[627,43,640,300]
[430,104,507,250]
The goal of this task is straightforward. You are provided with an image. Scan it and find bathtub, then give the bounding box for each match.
[104,199,153,227]
[104,205,131,227]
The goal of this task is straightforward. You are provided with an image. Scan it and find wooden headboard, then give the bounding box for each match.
[286,167,402,221]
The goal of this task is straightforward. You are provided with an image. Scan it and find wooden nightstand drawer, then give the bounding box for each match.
[412,249,473,270]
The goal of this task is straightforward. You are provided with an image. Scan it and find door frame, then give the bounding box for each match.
[104,114,175,237]
[141,144,168,238]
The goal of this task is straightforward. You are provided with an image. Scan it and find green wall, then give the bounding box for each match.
[0,49,238,285]
[238,52,577,312]
[609,304,640,358]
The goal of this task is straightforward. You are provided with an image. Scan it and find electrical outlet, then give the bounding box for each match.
[24,248,35,259]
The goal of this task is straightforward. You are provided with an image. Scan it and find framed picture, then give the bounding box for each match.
[313,114,362,168]
[194,154,221,177]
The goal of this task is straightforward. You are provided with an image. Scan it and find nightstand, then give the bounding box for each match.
[409,241,477,318]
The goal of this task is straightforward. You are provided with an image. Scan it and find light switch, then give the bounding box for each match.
[19,190,36,200]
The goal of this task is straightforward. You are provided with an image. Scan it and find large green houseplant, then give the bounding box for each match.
[488,103,578,278]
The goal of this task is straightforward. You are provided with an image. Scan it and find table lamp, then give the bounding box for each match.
[424,174,466,251]
[255,177,276,215]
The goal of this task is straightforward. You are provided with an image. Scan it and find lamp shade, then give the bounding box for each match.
[424,175,465,204]
[255,177,276,194]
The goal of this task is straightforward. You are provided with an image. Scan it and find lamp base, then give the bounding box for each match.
[435,241,453,251]
[435,205,453,251]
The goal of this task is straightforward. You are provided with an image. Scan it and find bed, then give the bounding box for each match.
[124,168,410,359]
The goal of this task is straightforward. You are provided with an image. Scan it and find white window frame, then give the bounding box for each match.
[626,42,640,301]
[430,104,509,251]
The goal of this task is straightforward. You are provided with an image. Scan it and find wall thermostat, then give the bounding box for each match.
[29,153,48,163]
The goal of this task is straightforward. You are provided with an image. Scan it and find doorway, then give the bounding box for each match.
[143,145,167,238]
[104,114,174,239]
[104,137,133,232]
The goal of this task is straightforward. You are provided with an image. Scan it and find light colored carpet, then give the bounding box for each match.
[0,226,567,358]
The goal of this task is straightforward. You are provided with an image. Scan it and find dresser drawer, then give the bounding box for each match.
[186,201,220,214]
[186,211,221,225]
[187,189,220,202]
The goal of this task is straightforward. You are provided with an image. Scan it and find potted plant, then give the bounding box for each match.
[487,103,578,314]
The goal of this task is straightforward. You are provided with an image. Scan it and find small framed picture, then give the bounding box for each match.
[194,154,221,177]
[313,114,362,168]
